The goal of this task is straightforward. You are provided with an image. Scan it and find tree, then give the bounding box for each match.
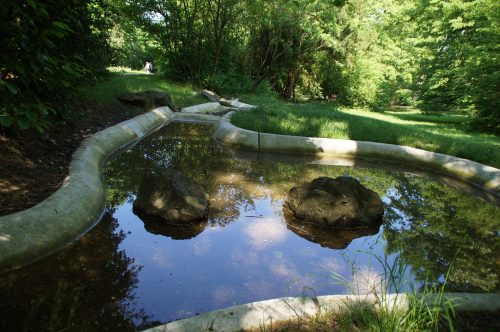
[409,0,500,133]
[0,0,112,131]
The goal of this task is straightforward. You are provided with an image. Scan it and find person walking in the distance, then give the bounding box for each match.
[144,61,153,74]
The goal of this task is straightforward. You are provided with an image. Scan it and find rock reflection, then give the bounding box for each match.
[284,210,382,250]
[134,213,208,240]
[131,165,210,240]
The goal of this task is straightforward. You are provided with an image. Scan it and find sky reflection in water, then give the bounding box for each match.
[104,122,499,325]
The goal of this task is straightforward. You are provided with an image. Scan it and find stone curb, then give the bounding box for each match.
[182,102,225,114]
[0,107,178,273]
[212,112,500,194]
[143,293,500,332]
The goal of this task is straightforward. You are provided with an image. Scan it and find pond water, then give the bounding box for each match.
[0,123,499,331]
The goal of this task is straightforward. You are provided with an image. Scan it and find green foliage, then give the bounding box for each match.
[1,0,497,134]
[109,24,161,70]
[411,0,500,133]
[0,0,112,131]
[108,0,497,134]
[202,71,252,95]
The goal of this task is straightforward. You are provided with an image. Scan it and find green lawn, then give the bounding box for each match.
[82,71,499,168]
[232,94,500,168]
[82,67,206,107]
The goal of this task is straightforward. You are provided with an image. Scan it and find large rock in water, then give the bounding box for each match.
[133,168,209,223]
[117,90,181,112]
[284,176,384,228]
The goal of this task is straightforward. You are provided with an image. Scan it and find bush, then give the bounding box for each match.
[202,71,252,96]
[0,0,111,131]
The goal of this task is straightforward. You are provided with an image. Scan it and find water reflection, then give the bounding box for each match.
[384,174,500,292]
[0,210,149,331]
[135,215,208,240]
[284,210,382,250]
[1,123,498,331]
[103,123,499,297]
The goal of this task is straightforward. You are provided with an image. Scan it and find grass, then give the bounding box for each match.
[232,94,500,168]
[82,70,499,168]
[82,67,206,108]
[256,255,457,332]
[385,109,469,125]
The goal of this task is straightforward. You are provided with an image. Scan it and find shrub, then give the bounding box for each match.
[0,0,112,131]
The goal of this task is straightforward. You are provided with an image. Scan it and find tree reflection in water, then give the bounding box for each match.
[383,174,500,292]
[0,209,149,331]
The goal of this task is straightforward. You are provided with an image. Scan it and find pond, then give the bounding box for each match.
[0,122,498,331]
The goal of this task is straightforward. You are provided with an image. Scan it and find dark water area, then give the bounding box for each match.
[0,123,499,331]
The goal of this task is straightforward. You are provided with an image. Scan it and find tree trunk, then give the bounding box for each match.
[283,68,296,100]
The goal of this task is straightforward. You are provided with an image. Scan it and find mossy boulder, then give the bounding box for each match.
[133,168,209,223]
[284,176,383,228]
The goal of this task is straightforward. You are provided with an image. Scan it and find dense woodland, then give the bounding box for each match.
[1,0,499,134]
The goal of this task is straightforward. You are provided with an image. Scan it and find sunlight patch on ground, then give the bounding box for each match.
[0,234,11,242]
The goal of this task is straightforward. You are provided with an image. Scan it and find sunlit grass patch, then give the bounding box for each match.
[385,109,469,125]
[231,97,500,168]
[82,68,206,107]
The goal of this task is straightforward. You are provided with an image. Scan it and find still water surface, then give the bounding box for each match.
[0,123,498,331]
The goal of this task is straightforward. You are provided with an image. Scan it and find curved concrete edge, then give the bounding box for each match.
[212,112,259,150]
[213,112,500,194]
[0,107,176,273]
[220,99,258,109]
[142,292,500,332]
[182,102,228,114]
[174,112,221,124]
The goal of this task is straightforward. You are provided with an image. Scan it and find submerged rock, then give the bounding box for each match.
[117,90,180,112]
[133,168,209,223]
[284,176,384,227]
[284,210,381,249]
